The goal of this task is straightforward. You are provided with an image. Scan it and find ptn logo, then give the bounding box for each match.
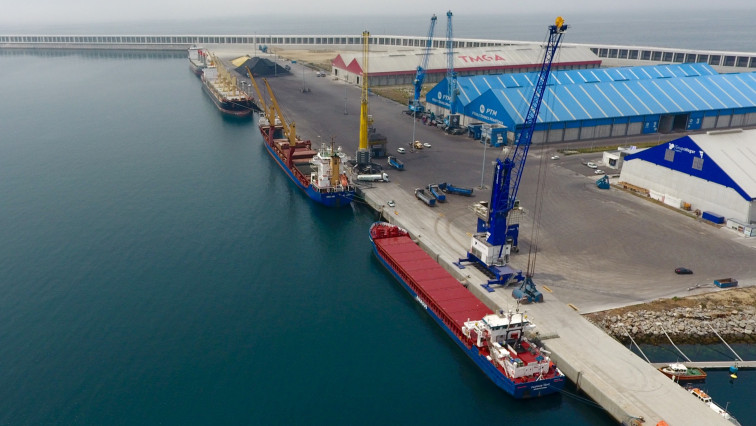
[437,92,442,100]
[480,104,497,116]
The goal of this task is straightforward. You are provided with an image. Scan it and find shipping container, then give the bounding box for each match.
[701,211,725,224]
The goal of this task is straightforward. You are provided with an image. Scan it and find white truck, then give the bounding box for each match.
[356,172,390,182]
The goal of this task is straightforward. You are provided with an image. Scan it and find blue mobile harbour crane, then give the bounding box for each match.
[407,14,437,115]
[442,10,463,134]
[455,17,568,302]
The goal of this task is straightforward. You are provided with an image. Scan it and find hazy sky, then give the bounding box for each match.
[2,0,752,25]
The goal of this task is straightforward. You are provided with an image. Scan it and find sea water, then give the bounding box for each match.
[1,10,755,424]
[0,50,614,425]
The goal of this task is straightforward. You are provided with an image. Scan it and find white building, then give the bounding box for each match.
[619,129,756,225]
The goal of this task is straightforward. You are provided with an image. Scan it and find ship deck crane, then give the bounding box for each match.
[246,71,282,142]
[246,70,273,125]
[407,14,437,115]
[456,17,568,300]
[262,77,310,168]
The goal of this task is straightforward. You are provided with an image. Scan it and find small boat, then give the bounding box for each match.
[658,362,707,382]
[689,388,741,425]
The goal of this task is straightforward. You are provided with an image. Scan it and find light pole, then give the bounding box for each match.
[411,109,417,153]
[343,82,348,115]
[480,136,488,189]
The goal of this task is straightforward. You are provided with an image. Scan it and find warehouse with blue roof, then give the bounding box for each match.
[618,129,756,229]
[425,63,756,144]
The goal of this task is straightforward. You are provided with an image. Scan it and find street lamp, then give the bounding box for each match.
[411,109,417,153]
[480,136,488,189]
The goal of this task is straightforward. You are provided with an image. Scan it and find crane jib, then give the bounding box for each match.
[485,19,568,244]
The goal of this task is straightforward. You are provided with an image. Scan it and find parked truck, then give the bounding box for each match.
[415,188,436,207]
[357,172,390,182]
[387,156,404,170]
[438,182,474,196]
[427,184,446,202]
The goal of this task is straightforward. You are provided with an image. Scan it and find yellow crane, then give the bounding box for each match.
[262,77,298,150]
[358,30,370,153]
[245,68,274,125]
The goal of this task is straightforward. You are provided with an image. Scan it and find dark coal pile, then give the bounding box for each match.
[236,57,291,77]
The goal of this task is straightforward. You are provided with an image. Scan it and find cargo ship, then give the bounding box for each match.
[369,221,565,398]
[187,45,208,76]
[253,80,355,207]
[201,54,258,117]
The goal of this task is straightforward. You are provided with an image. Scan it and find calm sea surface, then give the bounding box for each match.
[1,10,754,425]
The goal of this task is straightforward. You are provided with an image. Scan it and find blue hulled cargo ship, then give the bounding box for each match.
[250,75,355,208]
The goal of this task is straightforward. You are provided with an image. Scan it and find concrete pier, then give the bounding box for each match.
[361,185,732,425]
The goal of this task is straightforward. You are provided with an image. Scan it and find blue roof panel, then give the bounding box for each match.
[463,71,756,127]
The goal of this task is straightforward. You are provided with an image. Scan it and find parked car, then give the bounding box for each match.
[551,155,560,160]
[397,147,406,154]
[423,142,432,148]
[675,267,693,274]
[594,169,605,175]
[387,200,396,208]
[586,162,598,169]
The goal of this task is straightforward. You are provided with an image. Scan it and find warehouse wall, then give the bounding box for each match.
[619,160,753,223]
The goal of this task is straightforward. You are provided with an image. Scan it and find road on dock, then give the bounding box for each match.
[259,58,756,314]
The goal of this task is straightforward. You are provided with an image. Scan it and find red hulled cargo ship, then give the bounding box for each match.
[369,221,565,398]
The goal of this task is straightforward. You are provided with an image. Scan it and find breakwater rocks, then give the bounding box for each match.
[585,287,756,344]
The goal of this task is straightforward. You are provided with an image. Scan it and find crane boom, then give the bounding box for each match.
[408,15,437,114]
[246,68,272,123]
[262,77,297,147]
[445,11,457,115]
[503,16,568,218]
[459,17,568,289]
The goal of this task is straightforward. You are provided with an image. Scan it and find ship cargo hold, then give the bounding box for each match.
[369,221,565,398]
